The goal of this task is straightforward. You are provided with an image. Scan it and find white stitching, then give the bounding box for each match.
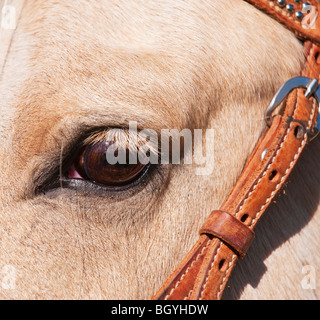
[217,254,237,300]
[250,46,319,226]
[164,239,212,300]
[234,124,290,219]
[199,242,223,300]
[236,84,317,225]
[251,131,307,226]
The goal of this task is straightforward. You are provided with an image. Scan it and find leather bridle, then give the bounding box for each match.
[152,0,320,300]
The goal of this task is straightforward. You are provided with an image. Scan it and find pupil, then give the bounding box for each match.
[82,141,145,186]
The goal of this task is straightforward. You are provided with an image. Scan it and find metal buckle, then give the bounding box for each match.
[265,76,320,139]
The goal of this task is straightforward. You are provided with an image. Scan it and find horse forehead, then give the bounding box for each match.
[22,0,303,79]
[14,1,302,108]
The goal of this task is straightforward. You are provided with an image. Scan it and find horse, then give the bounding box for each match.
[0,0,319,299]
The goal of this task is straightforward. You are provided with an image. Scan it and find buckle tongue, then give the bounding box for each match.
[265,76,320,139]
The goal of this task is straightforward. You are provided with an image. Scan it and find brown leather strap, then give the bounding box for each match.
[199,210,255,258]
[245,0,320,46]
[152,1,320,300]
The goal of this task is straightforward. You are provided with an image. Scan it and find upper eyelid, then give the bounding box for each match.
[83,127,160,158]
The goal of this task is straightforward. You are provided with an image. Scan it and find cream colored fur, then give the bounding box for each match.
[0,0,319,299]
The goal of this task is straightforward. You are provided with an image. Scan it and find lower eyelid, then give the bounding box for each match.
[64,163,162,196]
[34,162,170,204]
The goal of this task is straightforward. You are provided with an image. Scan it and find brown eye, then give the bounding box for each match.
[70,141,147,187]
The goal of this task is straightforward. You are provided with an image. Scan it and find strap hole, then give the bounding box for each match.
[240,213,249,222]
[293,125,304,139]
[240,213,249,223]
[218,259,227,272]
[240,213,253,226]
[269,170,278,181]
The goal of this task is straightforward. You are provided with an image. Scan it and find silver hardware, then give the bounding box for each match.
[277,0,286,7]
[265,76,320,138]
[305,78,318,98]
[286,4,295,13]
[261,149,268,161]
[295,11,304,20]
[302,2,311,11]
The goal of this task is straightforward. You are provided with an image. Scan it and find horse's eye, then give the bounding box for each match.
[68,141,147,187]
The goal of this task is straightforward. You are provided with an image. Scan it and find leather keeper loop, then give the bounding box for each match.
[199,210,255,258]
